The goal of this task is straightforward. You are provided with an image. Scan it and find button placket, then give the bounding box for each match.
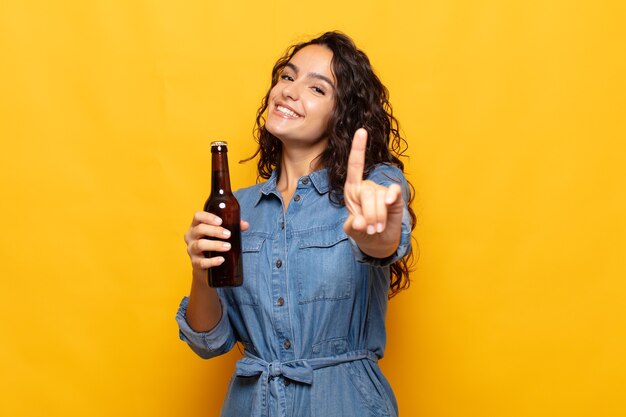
[271,185,296,362]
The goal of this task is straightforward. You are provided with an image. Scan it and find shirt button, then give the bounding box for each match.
[283,339,291,350]
[277,297,285,306]
[281,221,285,229]
[301,177,309,185]
[284,379,291,386]
[275,259,282,268]
[294,194,301,202]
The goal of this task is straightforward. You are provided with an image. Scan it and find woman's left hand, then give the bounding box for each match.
[343,128,404,259]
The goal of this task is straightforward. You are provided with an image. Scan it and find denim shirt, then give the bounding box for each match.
[176,164,412,417]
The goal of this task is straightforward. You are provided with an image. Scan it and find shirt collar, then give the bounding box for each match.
[254,168,330,206]
[308,168,330,194]
[254,170,279,206]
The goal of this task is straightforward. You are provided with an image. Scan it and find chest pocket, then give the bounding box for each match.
[227,234,265,306]
[295,227,355,303]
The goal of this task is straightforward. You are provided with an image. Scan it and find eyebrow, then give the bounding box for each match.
[285,62,336,90]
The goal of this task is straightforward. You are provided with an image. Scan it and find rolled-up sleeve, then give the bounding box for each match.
[175,295,237,359]
[349,164,413,267]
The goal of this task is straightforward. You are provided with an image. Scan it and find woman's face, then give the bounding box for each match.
[265,44,336,150]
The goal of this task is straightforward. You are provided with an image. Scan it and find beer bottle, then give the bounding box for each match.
[203,141,243,287]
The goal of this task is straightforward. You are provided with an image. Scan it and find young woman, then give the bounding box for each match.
[177,31,416,417]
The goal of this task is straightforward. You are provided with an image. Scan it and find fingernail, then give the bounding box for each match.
[214,217,223,225]
[222,242,231,249]
[367,225,376,235]
[376,223,384,233]
[216,257,225,264]
[222,229,231,237]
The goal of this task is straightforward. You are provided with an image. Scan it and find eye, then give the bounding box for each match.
[280,73,294,82]
[311,86,326,95]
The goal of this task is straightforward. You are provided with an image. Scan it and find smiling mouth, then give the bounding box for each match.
[276,105,302,118]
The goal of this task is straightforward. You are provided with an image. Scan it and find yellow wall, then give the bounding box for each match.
[1,1,624,416]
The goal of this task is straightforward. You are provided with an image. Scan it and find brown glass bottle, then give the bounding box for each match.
[203,141,243,287]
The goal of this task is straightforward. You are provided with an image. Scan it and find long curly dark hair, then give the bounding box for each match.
[245,31,417,297]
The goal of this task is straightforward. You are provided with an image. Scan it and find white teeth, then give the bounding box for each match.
[277,105,300,118]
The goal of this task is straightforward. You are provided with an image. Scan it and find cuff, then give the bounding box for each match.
[175,295,234,359]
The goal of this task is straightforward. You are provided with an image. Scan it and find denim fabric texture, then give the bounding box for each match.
[176,164,412,417]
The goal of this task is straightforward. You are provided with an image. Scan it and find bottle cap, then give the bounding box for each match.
[211,141,228,147]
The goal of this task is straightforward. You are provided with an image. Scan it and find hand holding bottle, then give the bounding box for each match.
[184,211,250,272]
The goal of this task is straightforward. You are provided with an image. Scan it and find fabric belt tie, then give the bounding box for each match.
[234,349,379,417]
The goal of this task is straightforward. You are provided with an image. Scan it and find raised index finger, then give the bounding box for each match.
[345,128,368,186]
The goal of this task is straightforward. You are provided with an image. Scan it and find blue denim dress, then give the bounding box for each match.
[176,164,412,417]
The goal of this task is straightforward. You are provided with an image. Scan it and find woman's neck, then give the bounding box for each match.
[276,143,325,209]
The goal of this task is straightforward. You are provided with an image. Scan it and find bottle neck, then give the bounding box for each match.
[211,148,232,194]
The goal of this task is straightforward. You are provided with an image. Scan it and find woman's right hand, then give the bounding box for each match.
[184,211,249,272]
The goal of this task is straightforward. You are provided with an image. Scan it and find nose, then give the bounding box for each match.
[282,82,299,101]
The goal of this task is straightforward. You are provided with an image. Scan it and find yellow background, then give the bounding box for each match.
[1,1,624,416]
